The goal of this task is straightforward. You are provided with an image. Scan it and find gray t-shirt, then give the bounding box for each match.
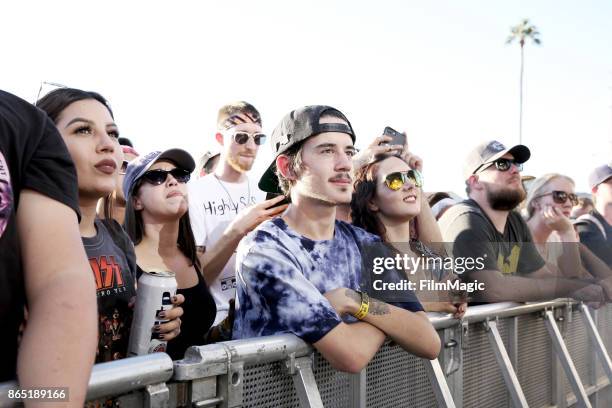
[439,199,545,278]
[82,218,137,362]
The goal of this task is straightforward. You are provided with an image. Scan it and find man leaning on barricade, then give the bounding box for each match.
[232,105,441,373]
[438,140,610,304]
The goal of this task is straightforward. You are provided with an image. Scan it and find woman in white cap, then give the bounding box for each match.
[525,173,611,285]
[123,149,216,359]
[37,88,184,363]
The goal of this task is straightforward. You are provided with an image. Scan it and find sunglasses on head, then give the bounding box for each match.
[384,170,423,191]
[477,158,523,173]
[535,191,579,206]
[142,168,191,185]
[233,131,267,146]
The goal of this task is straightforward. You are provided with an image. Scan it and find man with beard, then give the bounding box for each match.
[439,140,605,303]
[189,101,287,331]
[232,105,440,372]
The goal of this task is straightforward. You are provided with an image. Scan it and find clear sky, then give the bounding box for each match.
[1,0,610,194]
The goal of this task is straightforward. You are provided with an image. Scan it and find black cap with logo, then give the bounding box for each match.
[258,105,356,193]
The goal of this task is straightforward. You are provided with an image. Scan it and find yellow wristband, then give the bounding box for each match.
[353,291,370,320]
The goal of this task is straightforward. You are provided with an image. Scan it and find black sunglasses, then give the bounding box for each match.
[535,191,579,206]
[142,168,191,185]
[233,131,267,145]
[384,170,423,191]
[477,158,523,173]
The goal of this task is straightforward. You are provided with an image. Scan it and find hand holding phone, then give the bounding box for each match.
[380,126,406,149]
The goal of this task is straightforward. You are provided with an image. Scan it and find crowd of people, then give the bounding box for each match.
[1,87,610,406]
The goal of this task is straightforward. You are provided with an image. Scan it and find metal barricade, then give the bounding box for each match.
[2,301,612,407]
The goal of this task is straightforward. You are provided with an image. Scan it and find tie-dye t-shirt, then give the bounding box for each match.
[233,218,423,343]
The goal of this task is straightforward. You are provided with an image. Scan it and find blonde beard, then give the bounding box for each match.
[227,154,253,173]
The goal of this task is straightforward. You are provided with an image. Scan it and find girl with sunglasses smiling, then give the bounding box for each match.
[123,149,216,360]
[351,153,467,318]
[36,88,184,364]
[525,173,612,284]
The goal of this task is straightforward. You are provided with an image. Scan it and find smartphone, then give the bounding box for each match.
[380,126,406,148]
[265,192,290,209]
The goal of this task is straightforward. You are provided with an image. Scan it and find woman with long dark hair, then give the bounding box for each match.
[351,153,467,317]
[123,150,216,359]
[37,88,183,362]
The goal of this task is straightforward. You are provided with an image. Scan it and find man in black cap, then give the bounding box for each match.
[232,105,440,372]
[439,140,606,302]
[574,163,612,267]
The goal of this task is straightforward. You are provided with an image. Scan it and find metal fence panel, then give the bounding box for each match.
[462,319,509,408]
[365,342,437,408]
[242,361,300,408]
[563,308,591,400]
[313,354,352,407]
[517,313,553,408]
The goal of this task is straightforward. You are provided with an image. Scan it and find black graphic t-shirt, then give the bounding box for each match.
[439,199,545,277]
[82,219,137,363]
[0,90,80,381]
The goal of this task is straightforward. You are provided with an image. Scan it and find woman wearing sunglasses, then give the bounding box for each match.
[36,88,184,363]
[351,153,467,318]
[525,173,611,281]
[123,149,216,360]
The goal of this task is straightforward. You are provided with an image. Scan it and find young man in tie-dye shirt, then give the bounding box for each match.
[233,105,440,373]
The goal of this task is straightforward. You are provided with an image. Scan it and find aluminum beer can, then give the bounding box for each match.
[128,270,177,356]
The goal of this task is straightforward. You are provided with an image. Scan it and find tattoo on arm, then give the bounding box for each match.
[343,289,390,316]
[368,299,390,315]
[344,289,361,303]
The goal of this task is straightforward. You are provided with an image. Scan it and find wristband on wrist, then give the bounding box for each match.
[353,291,370,320]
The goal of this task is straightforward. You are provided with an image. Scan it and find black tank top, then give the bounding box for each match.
[136,264,216,360]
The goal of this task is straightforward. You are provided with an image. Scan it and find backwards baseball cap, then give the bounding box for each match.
[463,140,531,180]
[258,105,356,194]
[589,163,612,190]
[123,148,195,200]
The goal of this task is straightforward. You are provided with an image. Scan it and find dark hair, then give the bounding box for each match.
[427,192,451,207]
[36,87,114,122]
[578,196,594,207]
[275,140,305,195]
[123,172,201,270]
[38,87,116,217]
[217,101,261,130]
[118,137,133,147]
[351,153,403,242]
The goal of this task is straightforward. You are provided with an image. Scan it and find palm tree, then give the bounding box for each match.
[507,19,541,144]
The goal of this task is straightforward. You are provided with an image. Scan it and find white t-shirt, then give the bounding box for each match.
[188,173,266,325]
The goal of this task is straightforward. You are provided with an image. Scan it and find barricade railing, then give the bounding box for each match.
[2,300,612,407]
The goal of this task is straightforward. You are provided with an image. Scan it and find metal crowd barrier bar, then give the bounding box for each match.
[2,300,612,407]
[0,353,173,407]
